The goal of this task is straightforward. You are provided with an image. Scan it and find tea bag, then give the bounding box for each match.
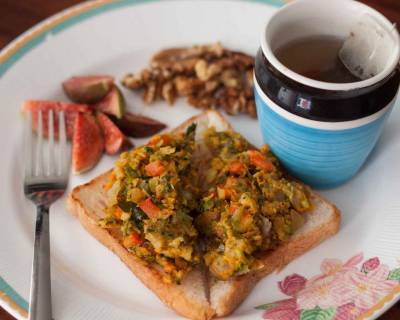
[339,14,397,80]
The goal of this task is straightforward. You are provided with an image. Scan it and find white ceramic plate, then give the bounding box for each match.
[1,1,399,319]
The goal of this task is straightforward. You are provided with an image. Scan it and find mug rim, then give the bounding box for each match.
[261,0,400,91]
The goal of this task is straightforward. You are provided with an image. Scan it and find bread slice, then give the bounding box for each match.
[66,110,340,319]
[67,171,214,320]
[66,111,231,320]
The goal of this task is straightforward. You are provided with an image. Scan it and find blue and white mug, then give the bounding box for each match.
[255,0,400,189]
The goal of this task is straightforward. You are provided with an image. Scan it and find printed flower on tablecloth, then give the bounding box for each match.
[255,253,400,320]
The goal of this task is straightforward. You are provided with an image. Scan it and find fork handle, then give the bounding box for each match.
[29,205,52,320]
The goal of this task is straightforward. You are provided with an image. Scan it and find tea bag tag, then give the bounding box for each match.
[339,14,396,80]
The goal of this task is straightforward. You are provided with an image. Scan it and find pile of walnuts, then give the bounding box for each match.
[122,43,256,118]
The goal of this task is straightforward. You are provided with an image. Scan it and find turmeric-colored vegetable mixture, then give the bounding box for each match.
[100,124,199,284]
[196,128,312,280]
[100,125,312,283]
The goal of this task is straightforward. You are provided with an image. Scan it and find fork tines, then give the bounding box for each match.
[24,110,69,181]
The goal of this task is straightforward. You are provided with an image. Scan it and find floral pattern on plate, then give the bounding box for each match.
[256,253,400,320]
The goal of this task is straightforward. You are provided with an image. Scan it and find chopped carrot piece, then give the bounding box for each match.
[123,232,142,248]
[139,198,161,219]
[248,150,275,172]
[229,205,238,215]
[149,134,171,146]
[228,160,245,174]
[113,207,123,219]
[145,160,165,177]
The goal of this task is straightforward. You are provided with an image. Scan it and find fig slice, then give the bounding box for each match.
[111,112,167,138]
[93,86,125,119]
[72,113,104,174]
[22,100,91,139]
[62,75,114,104]
[96,112,133,155]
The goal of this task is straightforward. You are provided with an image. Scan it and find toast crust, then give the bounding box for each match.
[66,110,341,319]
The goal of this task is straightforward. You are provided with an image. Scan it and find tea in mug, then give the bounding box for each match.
[274,35,363,83]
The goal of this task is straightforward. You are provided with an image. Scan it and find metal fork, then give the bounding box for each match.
[24,110,69,320]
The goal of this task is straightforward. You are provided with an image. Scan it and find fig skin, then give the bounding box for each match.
[63,75,114,104]
[110,112,167,138]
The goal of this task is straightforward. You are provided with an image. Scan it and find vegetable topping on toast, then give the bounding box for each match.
[195,128,312,280]
[100,125,313,283]
[99,124,199,284]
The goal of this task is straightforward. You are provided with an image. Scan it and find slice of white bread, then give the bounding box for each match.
[66,111,230,320]
[66,110,340,319]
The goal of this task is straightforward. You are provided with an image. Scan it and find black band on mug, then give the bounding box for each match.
[255,49,400,122]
